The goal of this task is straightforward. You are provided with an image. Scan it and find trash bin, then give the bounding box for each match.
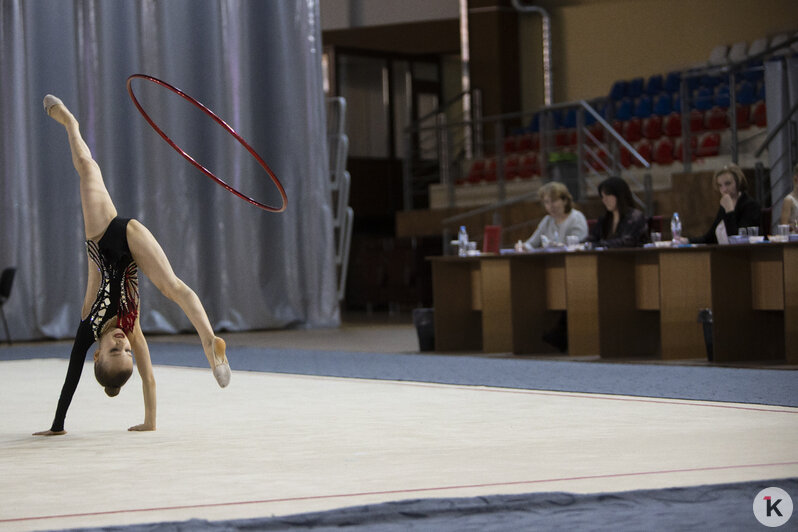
[412,308,435,352]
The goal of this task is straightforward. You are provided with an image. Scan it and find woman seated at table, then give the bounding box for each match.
[523,182,588,250]
[586,176,648,248]
[677,164,761,244]
[778,163,798,231]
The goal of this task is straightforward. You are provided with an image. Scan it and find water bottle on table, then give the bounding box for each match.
[457,225,469,256]
[670,212,682,246]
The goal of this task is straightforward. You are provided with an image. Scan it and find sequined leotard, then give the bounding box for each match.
[49,217,139,432]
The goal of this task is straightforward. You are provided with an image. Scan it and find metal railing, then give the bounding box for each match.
[402,89,483,211]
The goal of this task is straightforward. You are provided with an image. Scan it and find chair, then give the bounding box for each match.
[643,115,663,140]
[645,74,663,95]
[696,132,721,157]
[0,267,16,345]
[653,137,675,165]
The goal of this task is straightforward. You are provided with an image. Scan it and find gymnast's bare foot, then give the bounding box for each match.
[43,94,74,125]
[33,429,67,436]
[205,336,230,388]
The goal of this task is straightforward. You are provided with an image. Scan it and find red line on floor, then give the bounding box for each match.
[4,460,797,524]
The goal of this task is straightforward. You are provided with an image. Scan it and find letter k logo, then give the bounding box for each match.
[765,496,783,517]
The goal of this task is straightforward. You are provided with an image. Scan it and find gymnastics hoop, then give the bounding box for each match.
[126,74,287,213]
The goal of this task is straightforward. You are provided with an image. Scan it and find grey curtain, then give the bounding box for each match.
[0,0,339,340]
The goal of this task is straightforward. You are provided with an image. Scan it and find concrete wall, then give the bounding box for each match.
[320,0,459,30]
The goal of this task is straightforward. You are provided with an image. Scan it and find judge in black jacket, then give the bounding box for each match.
[682,164,761,244]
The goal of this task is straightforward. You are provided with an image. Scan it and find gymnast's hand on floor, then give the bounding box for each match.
[33,430,67,436]
[128,423,156,432]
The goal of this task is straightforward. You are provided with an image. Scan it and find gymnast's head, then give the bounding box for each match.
[93,327,134,397]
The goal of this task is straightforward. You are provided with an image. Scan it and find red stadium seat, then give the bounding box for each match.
[705,106,729,130]
[504,136,519,154]
[643,115,663,140]
[623,118,643,142]
[484,158,498,182]
[689,109,705,133]
[519,152,539,178]
[674,136,698,162]
[620,145,633,168]
[663,112,682,137]
[752,101,767,127]
[504,154,520,180]
[633,139,652,167]
[653,137,675,165]
[467,159,486,183]
[696,132,721,157]
[735,104,751,130]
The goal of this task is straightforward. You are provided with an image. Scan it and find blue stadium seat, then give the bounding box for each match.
[693,87,714,111]
[645,74,664,95]
[634,95,653,119]
[736,80,756,105]
[615,98,633,121]
[714,84,731,108]
[563,108,577,128]
[664,71,682,94]
[527,113,540,133]
[628,77,644,98]
[609,80,628,101]
[653,93,673,116]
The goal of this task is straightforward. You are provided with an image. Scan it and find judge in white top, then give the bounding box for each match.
[523,181,589,250]
[779,163,798,230]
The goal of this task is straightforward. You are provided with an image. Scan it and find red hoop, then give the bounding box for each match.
[126,74,287,213]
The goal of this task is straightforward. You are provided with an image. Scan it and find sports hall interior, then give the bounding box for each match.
[1,1,797,530]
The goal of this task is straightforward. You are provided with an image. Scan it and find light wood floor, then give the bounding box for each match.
[1,312,796,530]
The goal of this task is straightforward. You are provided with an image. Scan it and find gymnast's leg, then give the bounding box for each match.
[126,220,230,387]
[43,95,117,240]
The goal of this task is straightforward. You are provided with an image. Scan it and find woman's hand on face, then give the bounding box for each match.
[128,423,156,432]
[720,193,736,213]
[33,430,67,436]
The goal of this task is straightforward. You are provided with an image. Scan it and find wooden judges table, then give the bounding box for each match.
[431,242,798,363]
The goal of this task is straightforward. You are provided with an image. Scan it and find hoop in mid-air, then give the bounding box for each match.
[126,74,287,213]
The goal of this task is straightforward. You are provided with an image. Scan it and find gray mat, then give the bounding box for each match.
[1,342,796,407]
[68,478,798,531]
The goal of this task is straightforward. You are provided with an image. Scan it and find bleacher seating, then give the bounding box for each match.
[456,35,779,190]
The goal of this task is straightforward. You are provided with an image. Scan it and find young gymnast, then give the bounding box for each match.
[34,95,230,436]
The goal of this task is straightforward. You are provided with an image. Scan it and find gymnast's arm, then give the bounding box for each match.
[33,319,95,436]
[127,319,157,432]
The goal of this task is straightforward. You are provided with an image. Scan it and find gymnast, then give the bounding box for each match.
[34,95,230,436]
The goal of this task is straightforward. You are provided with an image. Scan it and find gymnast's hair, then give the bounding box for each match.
[94,360,133,397]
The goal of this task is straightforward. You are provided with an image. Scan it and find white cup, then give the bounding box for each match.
[778,224,790,237]
[566,235,580,251]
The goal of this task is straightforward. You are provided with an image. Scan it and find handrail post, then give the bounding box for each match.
[437,112,454,209]
[540,110,549,181]
[729,71,738,164]
[473,89,484,159]
[576,106,585,199]
[403,128,413,211]
[680,75,692,173]
[495,120,506,210]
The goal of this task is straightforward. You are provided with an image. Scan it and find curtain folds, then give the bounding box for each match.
[0,0,339,340]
